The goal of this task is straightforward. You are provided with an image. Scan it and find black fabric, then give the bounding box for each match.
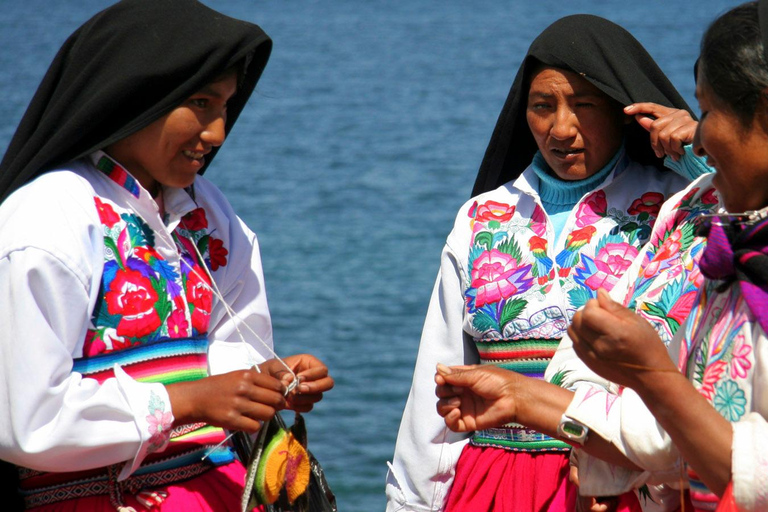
[0,0,272,203]
[760,0,768,63]
[472,14,695,197]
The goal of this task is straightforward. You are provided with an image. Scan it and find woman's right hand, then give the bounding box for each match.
[624,102,697,161]
[166,369,286,433]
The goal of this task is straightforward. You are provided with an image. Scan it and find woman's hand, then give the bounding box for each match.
[568,288,677,389]
[167,369,286,433]
[261,354,334,412]
[625,102,697,161]
[434,363,521,432]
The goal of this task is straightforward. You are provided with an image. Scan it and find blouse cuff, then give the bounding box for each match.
[732,413,768,510]
[113,365,174,480]
[663,145,713,181]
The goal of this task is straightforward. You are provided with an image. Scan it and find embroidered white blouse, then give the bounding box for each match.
[547,174,768,511]
[0,153,274,479]
[386,156,690,512]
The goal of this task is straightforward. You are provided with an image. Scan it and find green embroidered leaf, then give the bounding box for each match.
[548,370,571,388]
[472,310,498,333]
[620,221,639,233]
[679,222,696,250]
[500,298,526,328]
[497,237,523,261]
[197,235,210,260]
[474,231,493,251]
[152,278,172,324]
[568,287,592,309]
[642,302,668,320]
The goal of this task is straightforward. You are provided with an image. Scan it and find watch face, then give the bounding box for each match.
[561,422,585,437]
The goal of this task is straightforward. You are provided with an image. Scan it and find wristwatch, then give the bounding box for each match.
[557,414,589,445]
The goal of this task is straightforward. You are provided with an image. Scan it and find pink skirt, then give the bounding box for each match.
[29,461,264,511]
[444,444,642,512]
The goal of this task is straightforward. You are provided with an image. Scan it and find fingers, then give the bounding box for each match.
[625,103,696,160]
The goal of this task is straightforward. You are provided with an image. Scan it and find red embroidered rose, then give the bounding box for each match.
[105,268,162,338]
[627,192,664,217]
[475,201,516,223]
[207,237,229,271]
[95,197,120,228]
[186,267,212,333]
[182,208,209,231]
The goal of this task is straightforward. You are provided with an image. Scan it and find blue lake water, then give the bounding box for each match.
[0,1,745,510]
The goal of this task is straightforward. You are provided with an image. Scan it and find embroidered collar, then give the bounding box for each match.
[89,150,141,198]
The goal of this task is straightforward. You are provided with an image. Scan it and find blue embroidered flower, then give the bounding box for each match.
[713,379,747,421]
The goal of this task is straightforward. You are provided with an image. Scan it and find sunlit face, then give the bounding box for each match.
[526,66,627,181]
[693,65,768,212]
[104,71,238,195]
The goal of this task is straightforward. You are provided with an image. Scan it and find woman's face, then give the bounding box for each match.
[526,66,626,181]
[693,65,768,212]
[104,71,238,195]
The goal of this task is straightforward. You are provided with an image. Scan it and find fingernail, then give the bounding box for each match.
[624,105,635,112]
[436,363,452,375]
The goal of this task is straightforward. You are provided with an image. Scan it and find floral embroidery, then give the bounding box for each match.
[85,198,228,354]
[730,334,753,379]
[465,187,669,336]
[627,191,664,217]
[146,391,173,453]
[713,380,747,421]
[574,190,607,228]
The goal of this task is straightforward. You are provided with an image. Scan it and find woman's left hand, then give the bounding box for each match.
[261,354,334,412]
[568,289,677,389]
[625,102,697,161]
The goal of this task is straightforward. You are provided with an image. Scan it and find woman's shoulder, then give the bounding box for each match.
[0,162,101,257]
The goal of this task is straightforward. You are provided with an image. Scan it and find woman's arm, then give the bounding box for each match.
[569,288,732,495]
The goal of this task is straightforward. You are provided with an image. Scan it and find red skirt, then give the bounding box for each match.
[29,461,264,511]
[444,444,642,512]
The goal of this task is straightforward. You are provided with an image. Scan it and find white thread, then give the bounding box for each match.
[177,218,299,395]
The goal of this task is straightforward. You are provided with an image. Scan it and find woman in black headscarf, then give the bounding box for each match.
[0,1,333,510]
[387,14,710,512]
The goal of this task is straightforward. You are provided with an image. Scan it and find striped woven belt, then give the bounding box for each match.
[18,335,235,508]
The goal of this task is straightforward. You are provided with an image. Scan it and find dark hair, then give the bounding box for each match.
[699,1,768,125]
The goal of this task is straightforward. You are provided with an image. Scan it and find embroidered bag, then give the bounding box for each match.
[235,412,337,512]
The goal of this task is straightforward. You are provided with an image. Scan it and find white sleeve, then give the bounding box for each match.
[386,242,477,511]
[0,248,172,478]
[731,328,768,511]
[205,207,274,375]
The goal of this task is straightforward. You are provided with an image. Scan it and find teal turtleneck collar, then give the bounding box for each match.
[530,145,626,208]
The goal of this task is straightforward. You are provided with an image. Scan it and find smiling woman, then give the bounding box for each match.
[0,0,334,510]
[386,13,712,512]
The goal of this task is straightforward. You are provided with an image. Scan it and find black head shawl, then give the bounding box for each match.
[0,0,272,202]
[472,14,695,197]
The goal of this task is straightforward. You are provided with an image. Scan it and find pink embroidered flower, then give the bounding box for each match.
[575,190,607,228]
[186,267,213,332]
[627,192,664,217]
[95,197,120,228]
[730,334,753,379]
[105,269,161,338]
[699,360,727,400]
[182,207,209,231]
[207,237,229,271]
[530,205,547,237]
[643,230,683,278]
[167,309,190,338]
[147,408,174,445]
[475,201,516,224]
[668,290,697,325]
[471,249,533,307]
[585,243,639,291]
[83,330,107,357]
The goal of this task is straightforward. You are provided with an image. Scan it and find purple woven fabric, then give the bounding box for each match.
[698,215,768,334]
